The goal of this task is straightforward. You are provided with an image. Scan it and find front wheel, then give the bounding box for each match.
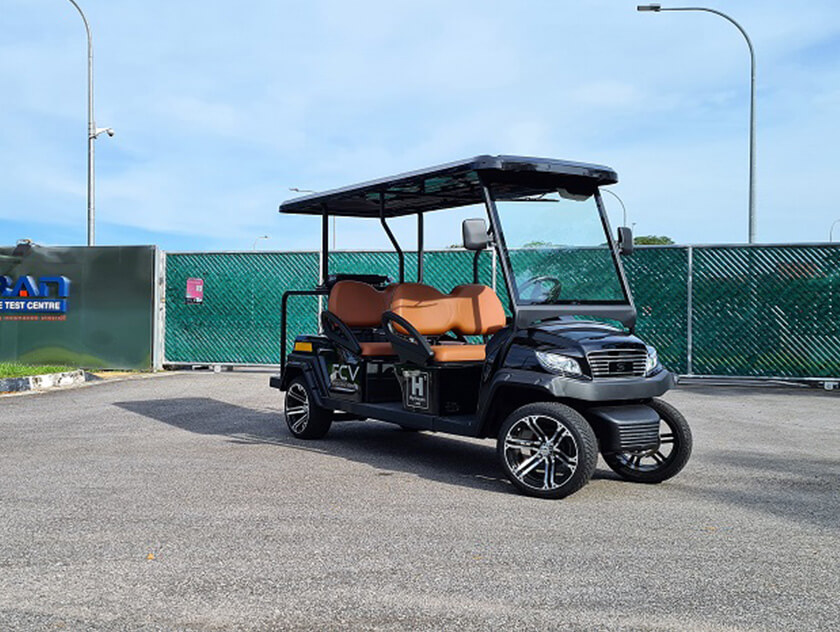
[284,377,333,439]
[497,402,598,499]
[602,398,692,484]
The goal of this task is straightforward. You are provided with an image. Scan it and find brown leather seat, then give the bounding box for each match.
[328,281,396,356]
[448,284,507,336]
[388,283,454,335]
[429,344,487,362]
[358,341,395,357]
[389,283,506,362]
[328,280,395,328]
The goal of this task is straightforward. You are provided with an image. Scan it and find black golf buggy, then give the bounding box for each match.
[269,155,691,499]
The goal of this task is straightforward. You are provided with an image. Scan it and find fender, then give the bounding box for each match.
[475,369,560,435]
[476,368,674,436]
[271,353,331,408]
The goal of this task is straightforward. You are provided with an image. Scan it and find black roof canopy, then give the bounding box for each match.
[279,155,618,218]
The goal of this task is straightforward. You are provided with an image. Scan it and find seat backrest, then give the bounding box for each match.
[389,283,454,336]
[449,284,506,335]
[328,280,395,328]
[389,283,505,336]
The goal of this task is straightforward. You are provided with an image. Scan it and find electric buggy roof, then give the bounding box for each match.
[279,154,618,218]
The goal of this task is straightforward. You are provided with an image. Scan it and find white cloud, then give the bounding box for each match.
[0,0,839,249]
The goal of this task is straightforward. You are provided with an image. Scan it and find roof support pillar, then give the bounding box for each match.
[417,211,424,283]
[379,192,404,283]
[320,204,329,286]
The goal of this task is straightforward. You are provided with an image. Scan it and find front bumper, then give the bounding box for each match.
[496,367,674,402]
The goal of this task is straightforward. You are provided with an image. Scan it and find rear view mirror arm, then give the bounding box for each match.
[473,249,481,284]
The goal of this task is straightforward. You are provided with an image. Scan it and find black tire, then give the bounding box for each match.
[284,377,333,439]
[497,402,598,499]
[603,398,692,484]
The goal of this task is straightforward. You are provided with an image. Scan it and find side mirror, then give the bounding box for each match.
[462,218,489,251]
[617,226,634,255]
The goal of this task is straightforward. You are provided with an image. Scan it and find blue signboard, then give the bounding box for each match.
[0,275,70,314]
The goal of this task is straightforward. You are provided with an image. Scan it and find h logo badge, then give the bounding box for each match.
[404,370,429,410]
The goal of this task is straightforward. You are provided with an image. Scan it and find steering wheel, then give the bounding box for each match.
[519,276,562,302]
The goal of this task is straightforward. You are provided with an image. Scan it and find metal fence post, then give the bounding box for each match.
[153,247,166,370]
[686,245,694,375]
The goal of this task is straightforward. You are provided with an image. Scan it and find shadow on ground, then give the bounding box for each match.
[683,449,840,531]
[115,397,524,496]
[115,395,839,522]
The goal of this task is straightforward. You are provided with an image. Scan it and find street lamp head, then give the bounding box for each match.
[94,127,115,138]
[637,4,662,11]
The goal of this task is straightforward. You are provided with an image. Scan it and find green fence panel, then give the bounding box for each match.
[329,251,416,284]
[165,252,319,364]
[163,246,840,379]
[624,247,689,374]
[692,245,840,377]
[329,250,494,291]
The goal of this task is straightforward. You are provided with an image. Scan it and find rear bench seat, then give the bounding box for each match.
[327,280,507,362]
[327,280,396,356]
[388,283,506,362]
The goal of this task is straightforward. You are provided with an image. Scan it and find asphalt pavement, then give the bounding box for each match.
[0,371,838,631]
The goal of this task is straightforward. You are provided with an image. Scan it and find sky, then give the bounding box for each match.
[1,0,839,251]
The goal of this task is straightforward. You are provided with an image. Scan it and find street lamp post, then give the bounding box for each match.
[638,3,756,243]
[66,0,113,247]
[252,235,270,250]
[601,188,628,227]
[291,187,333,248]
[830,219,840,243]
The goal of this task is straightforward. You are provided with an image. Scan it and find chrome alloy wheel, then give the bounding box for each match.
[503,414,580,492]
[285,382,310,434]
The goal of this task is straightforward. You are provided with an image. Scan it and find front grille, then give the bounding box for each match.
[587,349,647,378]
[617,420,661,451]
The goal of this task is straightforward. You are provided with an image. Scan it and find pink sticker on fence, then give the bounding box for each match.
[186,278,204,304]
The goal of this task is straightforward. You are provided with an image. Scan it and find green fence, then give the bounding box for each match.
[164,245,840,379]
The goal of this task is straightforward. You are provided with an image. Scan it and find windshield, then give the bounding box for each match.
[493,189,628,305]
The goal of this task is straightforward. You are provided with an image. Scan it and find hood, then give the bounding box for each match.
[527,319,645,352]
[501,318,648,372]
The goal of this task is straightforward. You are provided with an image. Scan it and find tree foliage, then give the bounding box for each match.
[634,235,675,245]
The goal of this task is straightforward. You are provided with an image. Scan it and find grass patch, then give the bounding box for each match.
[0,363,75,379]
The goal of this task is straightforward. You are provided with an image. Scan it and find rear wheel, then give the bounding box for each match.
[284,377,333,439]
[602,398,692,483]
[497,402,598,499]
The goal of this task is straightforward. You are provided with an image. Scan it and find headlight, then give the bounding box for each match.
[535,351,582,376]
[645,345,659,375]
